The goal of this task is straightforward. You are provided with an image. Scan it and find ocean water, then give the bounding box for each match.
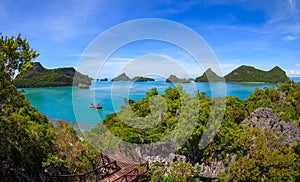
[21,81,277,127]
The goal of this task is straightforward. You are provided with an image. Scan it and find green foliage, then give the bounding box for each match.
[2,34,299,180]
[149,162,200,182]
[0,34,54,179]
[0,33,39,79]
[86,81,300,181]
[0,33,98,180]
[218,127,299,181]
[44,120,99,174]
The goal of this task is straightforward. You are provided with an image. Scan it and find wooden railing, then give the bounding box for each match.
[47,151,148,182]
[49,160,119,181]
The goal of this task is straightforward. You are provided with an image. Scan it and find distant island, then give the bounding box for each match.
[131,76,155,82]
[111,73,155,82]
[111,66,289,83]
[13,62,91,88]
[195,68,224,82]
[166,75,193,83]
[111,73,131,81]
[224,65,289,83]
[193,66,289,83]
[99,78,108,81]
[13,64,290,87]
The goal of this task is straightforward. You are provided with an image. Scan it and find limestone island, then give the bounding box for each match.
[195,68,224,82]
[166,75,193,83]
[13,62,91,88]
[111,73,155,82]
[131,76,155,82]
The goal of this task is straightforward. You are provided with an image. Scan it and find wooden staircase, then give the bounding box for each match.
[101,151,148,182]
[47,151,148,182]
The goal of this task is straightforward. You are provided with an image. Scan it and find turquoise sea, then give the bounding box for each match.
[20,81,283,127]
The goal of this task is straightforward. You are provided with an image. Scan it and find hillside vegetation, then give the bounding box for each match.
[0,34,99,181]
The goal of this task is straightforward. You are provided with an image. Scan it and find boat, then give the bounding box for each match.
[89,103,102,109]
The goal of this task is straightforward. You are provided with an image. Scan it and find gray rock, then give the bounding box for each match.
[243,107,300,146]
[32,62,45,72]
[197,154,236,179]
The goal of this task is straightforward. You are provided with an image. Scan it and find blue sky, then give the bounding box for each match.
[1,0,300,78]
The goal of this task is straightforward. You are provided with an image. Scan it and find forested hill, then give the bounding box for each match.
[195,68,223,82]
[13,62,91,87]
[224,65,290,83]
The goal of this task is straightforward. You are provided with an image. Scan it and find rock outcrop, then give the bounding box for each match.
[196,107,299,179]
[31,62,45,72]
[243,107,300,146]
[196,153,237,179]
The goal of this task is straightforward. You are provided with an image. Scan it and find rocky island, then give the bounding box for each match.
[195,68,224,82]
[166,75,192,83]
[131,76,155,82]
[111,73,155,82]
[13,62,91,87]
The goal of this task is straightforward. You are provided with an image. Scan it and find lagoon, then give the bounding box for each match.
[21,81,281,127]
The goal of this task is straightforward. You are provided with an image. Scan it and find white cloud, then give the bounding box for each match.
[109,57,133,62]
[284,35,297,41]
[288,70,300,77]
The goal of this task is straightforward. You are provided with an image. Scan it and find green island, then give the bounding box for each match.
[224,65,289,83]
[1,34,300,181]
[194,66,289,83]
[112,73,155,82]
[166,75,193,83]
[195,68,224,82]
[13,62,91,88]
[132,76,155,82]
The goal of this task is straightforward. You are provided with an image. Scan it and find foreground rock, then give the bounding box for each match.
[197,107,299,179]
[243,107,300,146]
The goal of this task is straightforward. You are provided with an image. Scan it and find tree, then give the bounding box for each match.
[0,34,50,181]
[0,33,39,115]
[0,33,38,80]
